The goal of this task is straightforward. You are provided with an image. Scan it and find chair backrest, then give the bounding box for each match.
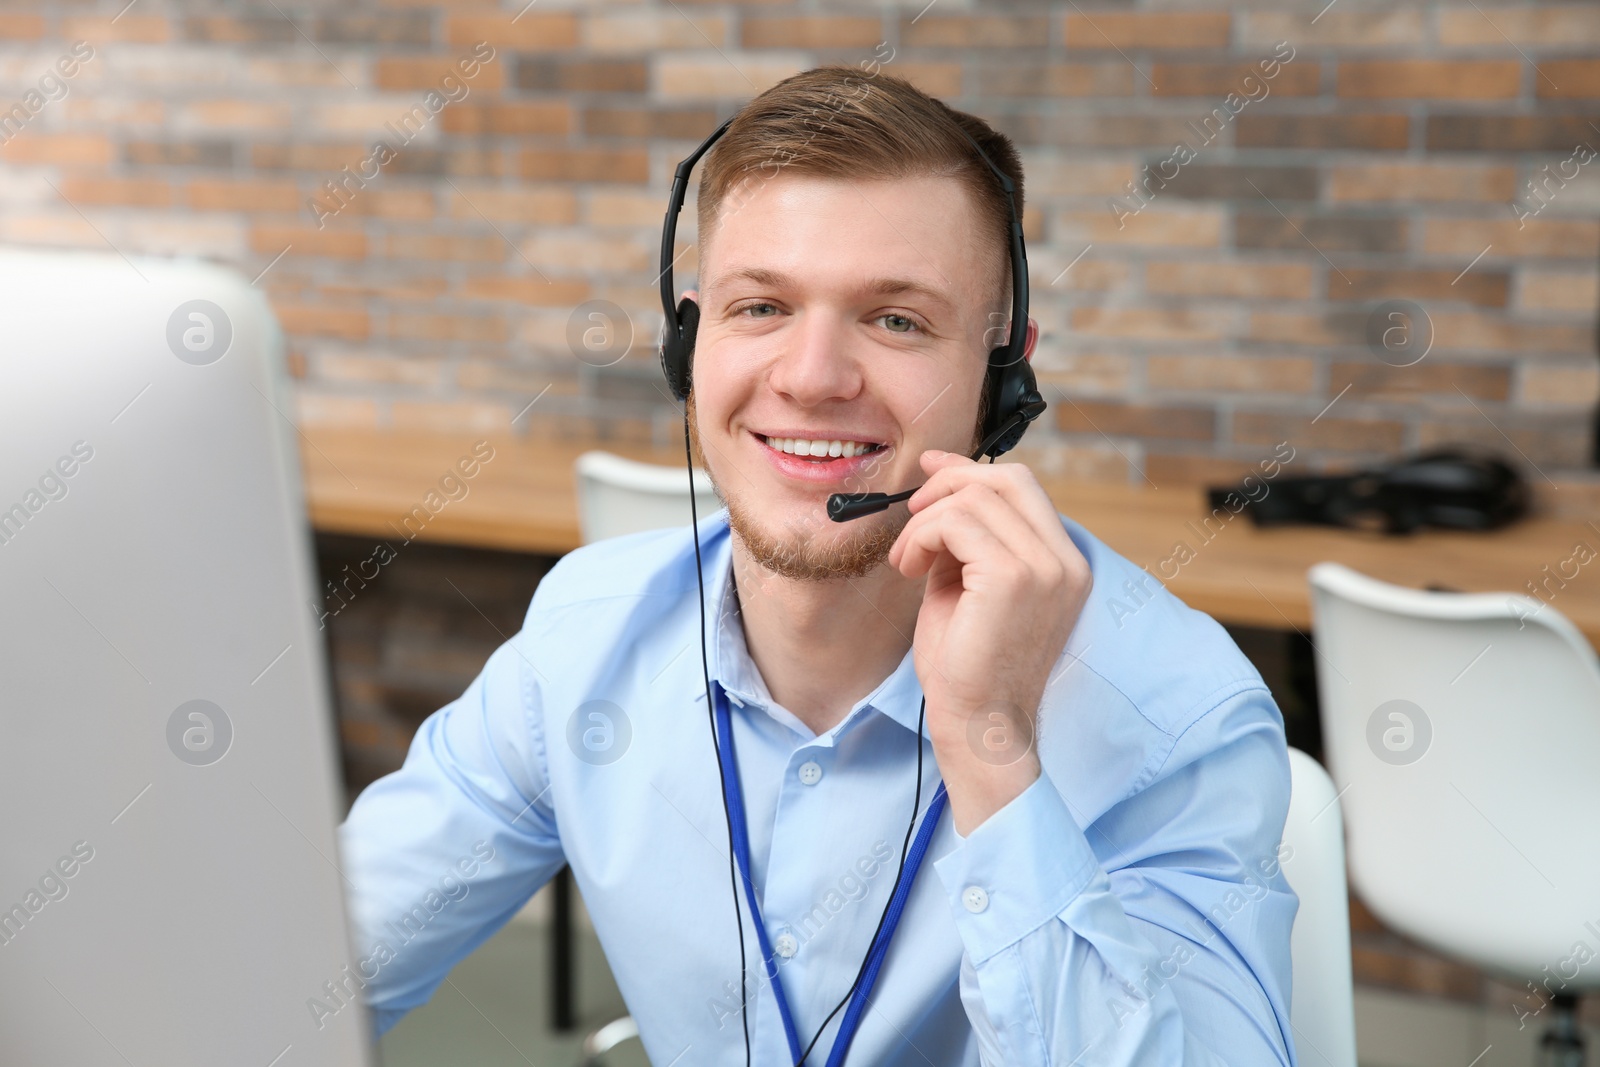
[573,450,721,544]
[1307,561,1600,985]
[1283,747,1358,1067]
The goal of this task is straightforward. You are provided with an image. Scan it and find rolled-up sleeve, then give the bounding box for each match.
[932,686,1298,1065]
[335,634,566,1038]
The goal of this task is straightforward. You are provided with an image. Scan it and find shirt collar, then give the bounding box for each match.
[694,511,930,743]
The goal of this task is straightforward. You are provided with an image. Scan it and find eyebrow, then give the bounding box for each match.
[707,266,956,314]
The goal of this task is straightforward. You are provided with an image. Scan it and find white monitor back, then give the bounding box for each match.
[0,248,372,1066]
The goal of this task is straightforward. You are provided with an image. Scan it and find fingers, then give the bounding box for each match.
[907,450,1073,556]
[890,482,1069,596]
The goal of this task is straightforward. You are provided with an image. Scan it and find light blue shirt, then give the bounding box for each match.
[337,509,1299,1065]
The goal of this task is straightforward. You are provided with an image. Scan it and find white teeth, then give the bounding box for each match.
[763,435,879,459]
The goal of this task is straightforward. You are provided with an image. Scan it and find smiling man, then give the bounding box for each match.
[338,67,1299,1065]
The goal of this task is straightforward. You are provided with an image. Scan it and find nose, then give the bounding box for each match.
[764,307,864,408]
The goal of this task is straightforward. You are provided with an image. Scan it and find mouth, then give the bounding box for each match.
[751,432,891,485]
[756,433,886,460]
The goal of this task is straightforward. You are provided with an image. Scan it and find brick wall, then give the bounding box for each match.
[1,2,1596,483]
[7,0,1598,1025]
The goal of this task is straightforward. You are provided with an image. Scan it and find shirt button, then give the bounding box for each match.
[798,761,823,786]
[774,933,798,958]
[962,886,989,914]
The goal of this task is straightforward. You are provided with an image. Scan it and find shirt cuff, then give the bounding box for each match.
[932,772,1101,965]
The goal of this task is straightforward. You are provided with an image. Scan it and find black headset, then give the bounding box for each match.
[656,113,1047,515]
[659,107,1044,1066]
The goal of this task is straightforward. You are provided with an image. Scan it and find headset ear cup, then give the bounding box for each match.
[677,296,701,399]
[660,296,700,402]
[982,349,1042,458]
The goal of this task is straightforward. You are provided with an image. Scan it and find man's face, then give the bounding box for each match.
[686,173,1004,581]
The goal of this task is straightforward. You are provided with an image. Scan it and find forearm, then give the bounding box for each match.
[933,773,1295,1066]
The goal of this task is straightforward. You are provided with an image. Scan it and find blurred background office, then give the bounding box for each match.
[2,1,1596,1064]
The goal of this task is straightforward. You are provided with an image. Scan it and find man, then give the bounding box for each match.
[338,66,1299,1065]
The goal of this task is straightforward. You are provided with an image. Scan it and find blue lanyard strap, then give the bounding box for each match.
[714,684,805,1061]
[713,683,949,1067]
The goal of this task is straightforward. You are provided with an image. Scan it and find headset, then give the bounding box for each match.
[656,106,1044,1066]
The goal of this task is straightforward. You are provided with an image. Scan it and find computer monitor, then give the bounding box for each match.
[0,247,372,1066]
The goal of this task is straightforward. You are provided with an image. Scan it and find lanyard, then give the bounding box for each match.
[713,683,949,1067]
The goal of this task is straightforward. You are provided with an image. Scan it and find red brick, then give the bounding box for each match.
[188,179,301,214]
[1328,268,1509,308]
[1418,417,1590,468]
[656,56,809,99]
[520,147,649,183]
[1070,305,1234,342]
[375,55,506,93]
[1517,270,1599,314]
[125,140,233,167]
[1237,114,1410,151]
[1422,218,1599,259]
[893,63,963,98]
[515,58,646,93]
[327,189,435,223]
[1428,116,1600,152]
[1065,12,1231,50]
[1338,60,1521,100]
[251,224,367,260]
[458,275,591,306]
[441,102,572,136]
[444,12,578,50]
[1536,60,1600,99]
[384,312,509,343]
[383,234,507,262]
[252,143,367,172]
[1243,11,1423,48]
[1151,62,1320,98]
[273,303,369,340]
[1056,399,1217,441]
[1432,311,1594,355]
[1234,412,1405,453]
[1147,354,1317,394]
[0,14,45,37]
[582,107,720,140]
[1145,450,1303,487]
[1438,6,1600,47]
[181,99,292,131]
[1329,360,1511,402]
[741,16,883,48]
[60,15,169,42]
[902,15,1050,48]
[57,175,172,208]
[0,134,112,166]
[975,63,1134,97]
[446,185,578,225]
[1328,163,1516,203]
[1057,206,1224,248]
[1145,260,1314,300]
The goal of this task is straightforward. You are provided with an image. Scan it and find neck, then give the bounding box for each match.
[728,536,923,737]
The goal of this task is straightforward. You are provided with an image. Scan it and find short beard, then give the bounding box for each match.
[686,392,911,582]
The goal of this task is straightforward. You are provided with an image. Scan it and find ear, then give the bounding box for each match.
[1022,317,1039,363]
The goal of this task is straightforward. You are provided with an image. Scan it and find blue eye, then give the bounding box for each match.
[879,313,917,333]
[740,302,778,318]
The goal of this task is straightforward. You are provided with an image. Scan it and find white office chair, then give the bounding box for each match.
[573,450,720,544]
[1308,561,1600,1065]
[1282,747,1359,1067]
[569,451,718,1065]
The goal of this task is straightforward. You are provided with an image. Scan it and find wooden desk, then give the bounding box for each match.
[300,427,1600,647]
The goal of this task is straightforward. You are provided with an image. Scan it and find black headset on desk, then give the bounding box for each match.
[654,109,1046,1066]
